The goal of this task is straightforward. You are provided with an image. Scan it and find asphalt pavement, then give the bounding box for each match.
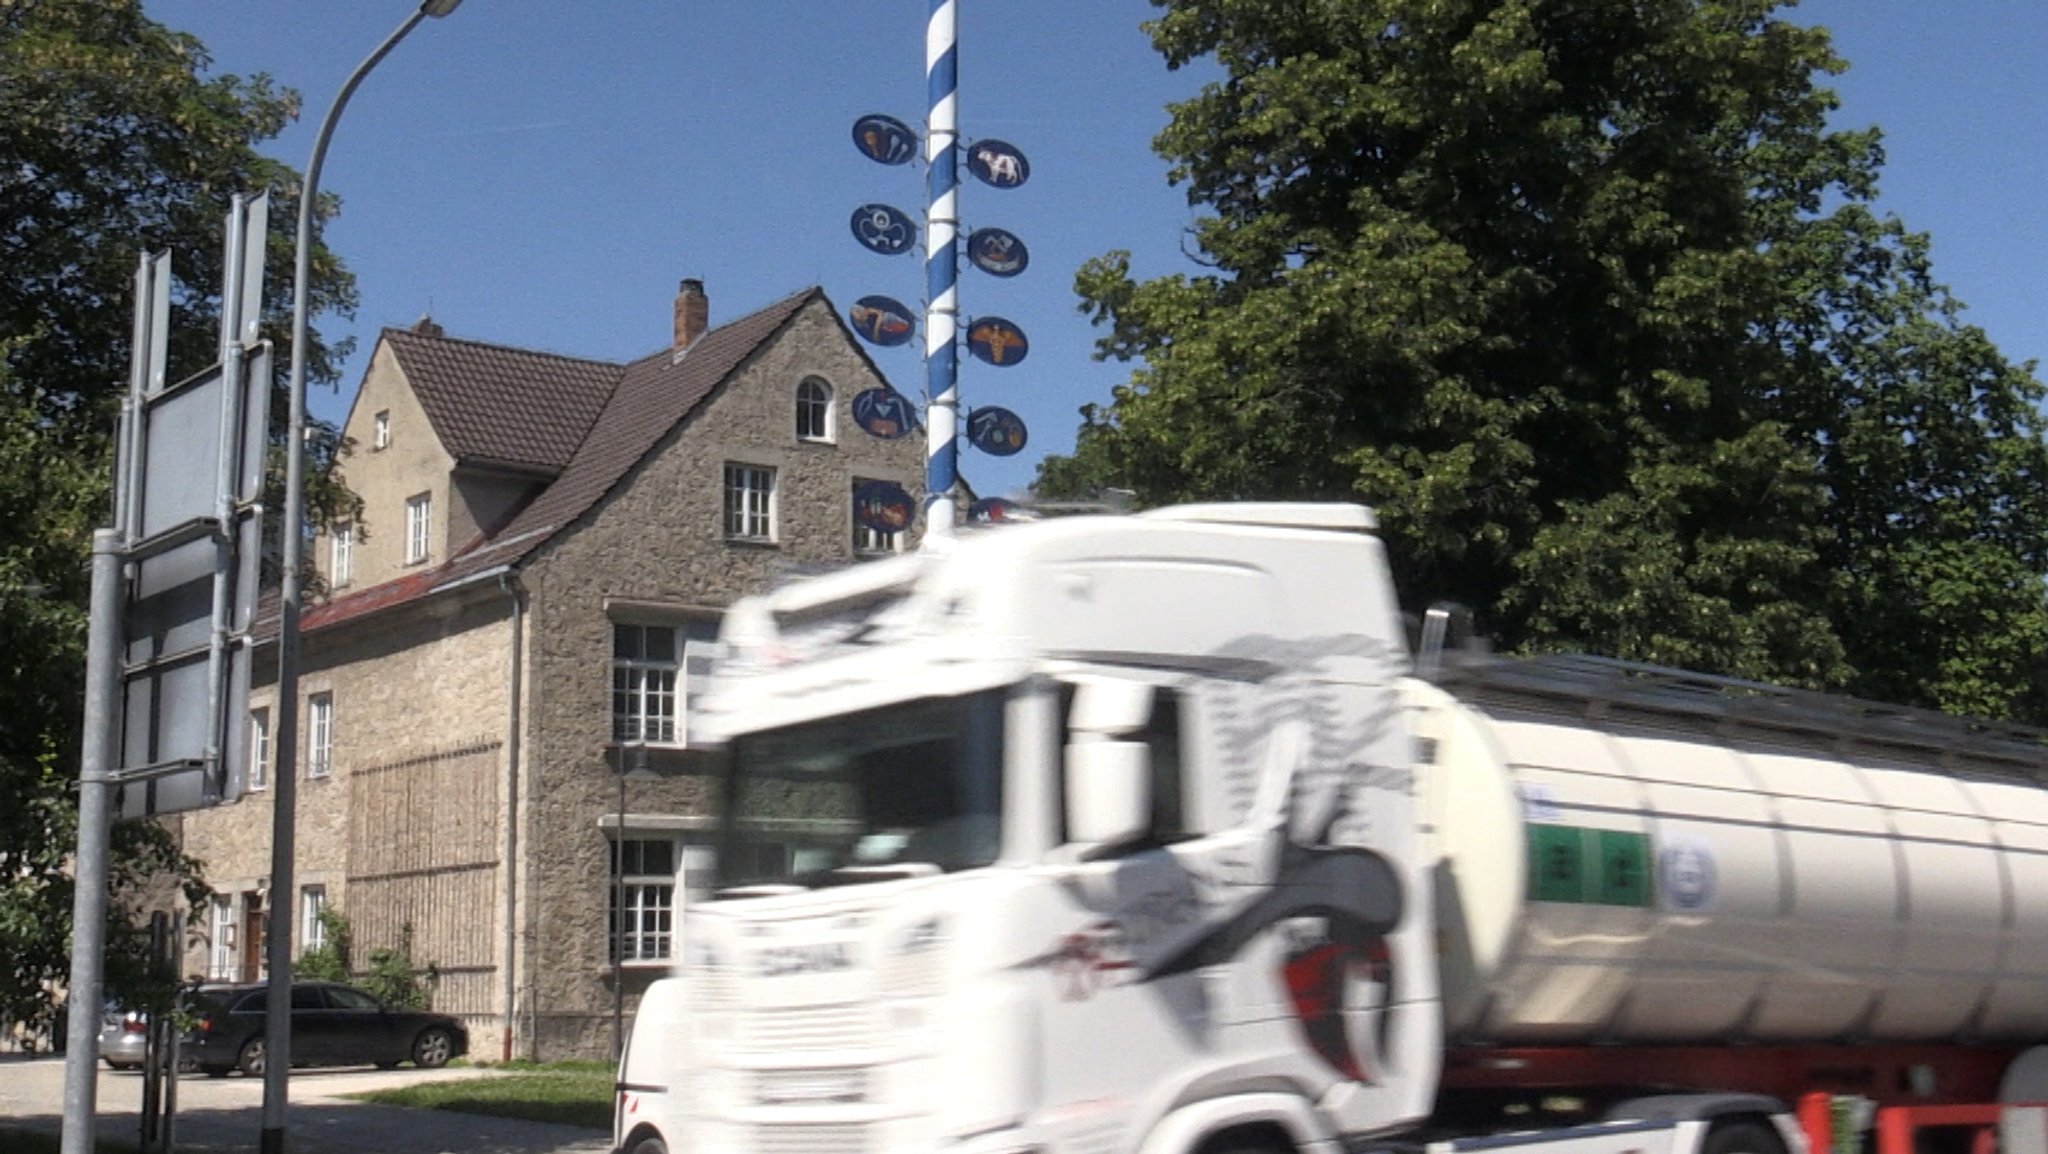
[0,1052,614,1154]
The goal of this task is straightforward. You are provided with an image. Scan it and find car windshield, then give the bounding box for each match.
[717,688,1006,892]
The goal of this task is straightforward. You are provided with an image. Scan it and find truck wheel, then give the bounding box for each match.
[1197,1125,1295,1154]
[1702,1120,1788,1154]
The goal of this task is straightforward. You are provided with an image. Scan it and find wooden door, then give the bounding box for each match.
[240,892,265,982]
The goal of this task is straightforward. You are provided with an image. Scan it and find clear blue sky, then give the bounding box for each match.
[142,1,2048,502]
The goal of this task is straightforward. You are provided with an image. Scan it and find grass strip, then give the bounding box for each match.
[345,1061,613,1131]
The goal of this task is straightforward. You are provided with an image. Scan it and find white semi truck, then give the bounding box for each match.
[614,503,2048,1154]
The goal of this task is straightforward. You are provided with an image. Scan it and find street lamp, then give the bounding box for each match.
[263,5,460,1153]
[614,741,659,1060]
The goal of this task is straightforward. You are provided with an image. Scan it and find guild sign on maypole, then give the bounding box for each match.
[844,0,1035,543]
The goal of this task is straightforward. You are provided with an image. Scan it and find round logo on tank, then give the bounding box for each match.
[1657,842,1716,911]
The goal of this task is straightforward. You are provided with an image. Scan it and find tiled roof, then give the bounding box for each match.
[459,287,819,574]
[279,287,829,641]
[385,328,622,473]
[249,287,828,643]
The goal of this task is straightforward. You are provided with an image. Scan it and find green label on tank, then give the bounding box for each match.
[1526,824,1651,907]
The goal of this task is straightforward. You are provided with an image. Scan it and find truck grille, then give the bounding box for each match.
[741,1004,871,1050]
[755,1122,868,1154]
[754,1067,868,1105]
[696,963,737,1009]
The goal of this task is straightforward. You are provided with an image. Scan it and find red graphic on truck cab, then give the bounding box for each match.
[1283,934,1392,1082]
[1040,920,1135,1002]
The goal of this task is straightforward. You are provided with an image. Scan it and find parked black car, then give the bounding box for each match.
[181,981,467,1077]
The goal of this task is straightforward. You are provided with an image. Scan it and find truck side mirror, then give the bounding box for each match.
[1065,739,1152,848]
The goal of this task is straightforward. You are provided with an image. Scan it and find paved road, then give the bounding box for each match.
[0,1052,613,1154]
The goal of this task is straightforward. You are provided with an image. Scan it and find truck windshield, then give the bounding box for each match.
[715,688,1006,892]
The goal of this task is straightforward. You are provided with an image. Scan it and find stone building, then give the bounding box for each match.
[178,280,927,1060]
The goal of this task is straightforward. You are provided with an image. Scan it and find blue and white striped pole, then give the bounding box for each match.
[924,0,960,540]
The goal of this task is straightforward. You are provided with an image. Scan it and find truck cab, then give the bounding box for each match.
[615,504,1443,1154]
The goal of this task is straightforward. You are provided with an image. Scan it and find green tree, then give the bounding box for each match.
[0,0,363,1029]
[1043,0,2048,715]
[361,923,436,1011]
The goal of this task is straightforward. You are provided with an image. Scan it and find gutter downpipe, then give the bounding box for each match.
[498,570,526,1062]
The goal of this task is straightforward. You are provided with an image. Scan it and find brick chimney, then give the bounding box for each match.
[412,314,443,338]
[673,279,708,352]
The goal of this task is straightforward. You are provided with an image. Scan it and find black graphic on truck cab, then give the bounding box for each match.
[1036,631,1409,1084]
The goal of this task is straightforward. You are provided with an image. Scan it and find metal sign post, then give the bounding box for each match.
[116,193,270,819]
[59,193,272,1154]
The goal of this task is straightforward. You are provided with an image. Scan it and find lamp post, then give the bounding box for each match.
[263,5,460,1152]
[614,741,657,1060]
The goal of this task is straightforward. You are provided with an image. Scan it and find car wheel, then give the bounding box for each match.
[237,1037,266,1077]
[627,1136,667,1154]
[411,1027,454,1069]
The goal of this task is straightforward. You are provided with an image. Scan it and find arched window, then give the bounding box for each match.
[796,377,834,442]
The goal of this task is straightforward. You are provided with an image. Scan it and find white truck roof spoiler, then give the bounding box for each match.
[1139,502,1377,532]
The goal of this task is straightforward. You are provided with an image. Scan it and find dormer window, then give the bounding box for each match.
[331,522,353,586]
[405,494,431,564]
[796,377,833,443]
[373,410,391,450]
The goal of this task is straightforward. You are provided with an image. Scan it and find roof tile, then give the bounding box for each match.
[385,329,622,472]
[341,287,824,610]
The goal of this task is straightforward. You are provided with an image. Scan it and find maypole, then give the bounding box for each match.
[923,0,961,539]
[844,1,1033,544]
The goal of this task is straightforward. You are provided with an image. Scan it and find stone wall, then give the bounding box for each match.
[515,296,923,1054]
[177,585,516,1034]
[318,340,457,592]
[182,293,925,1061]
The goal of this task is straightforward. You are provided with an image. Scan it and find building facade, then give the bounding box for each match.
[178,281,927,1059]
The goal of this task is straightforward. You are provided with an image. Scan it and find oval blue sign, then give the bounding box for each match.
[967,139,1030,189]
[968,497,1020,524]
[967,316,1029,366]
[849,296,916,347]
[851,388,917,440]
[851,114,917,166]
[967,406,1029,457]
[850,204,917,256]
[967,228,1029,278]
[853,480,917,535]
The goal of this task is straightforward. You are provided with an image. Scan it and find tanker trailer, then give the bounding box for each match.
[1407,653,2048,1154]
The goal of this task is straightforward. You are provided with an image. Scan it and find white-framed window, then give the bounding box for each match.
[613,624,677,744]
[405,494,431,564]
[852,478,906,555]
[208,898,236,980]
[331,522,353,587]
[300,886,327,954]
[612,621,719,744]
[373,410,391,450]
[307,692,334,778]
[248,708,269,791]
[722,463,776,542]
[611,836,678,963]
[796,376,834,442]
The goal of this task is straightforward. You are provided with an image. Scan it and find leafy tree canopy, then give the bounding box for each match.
[1041,0,2048,719]
[1,0,362,1029]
